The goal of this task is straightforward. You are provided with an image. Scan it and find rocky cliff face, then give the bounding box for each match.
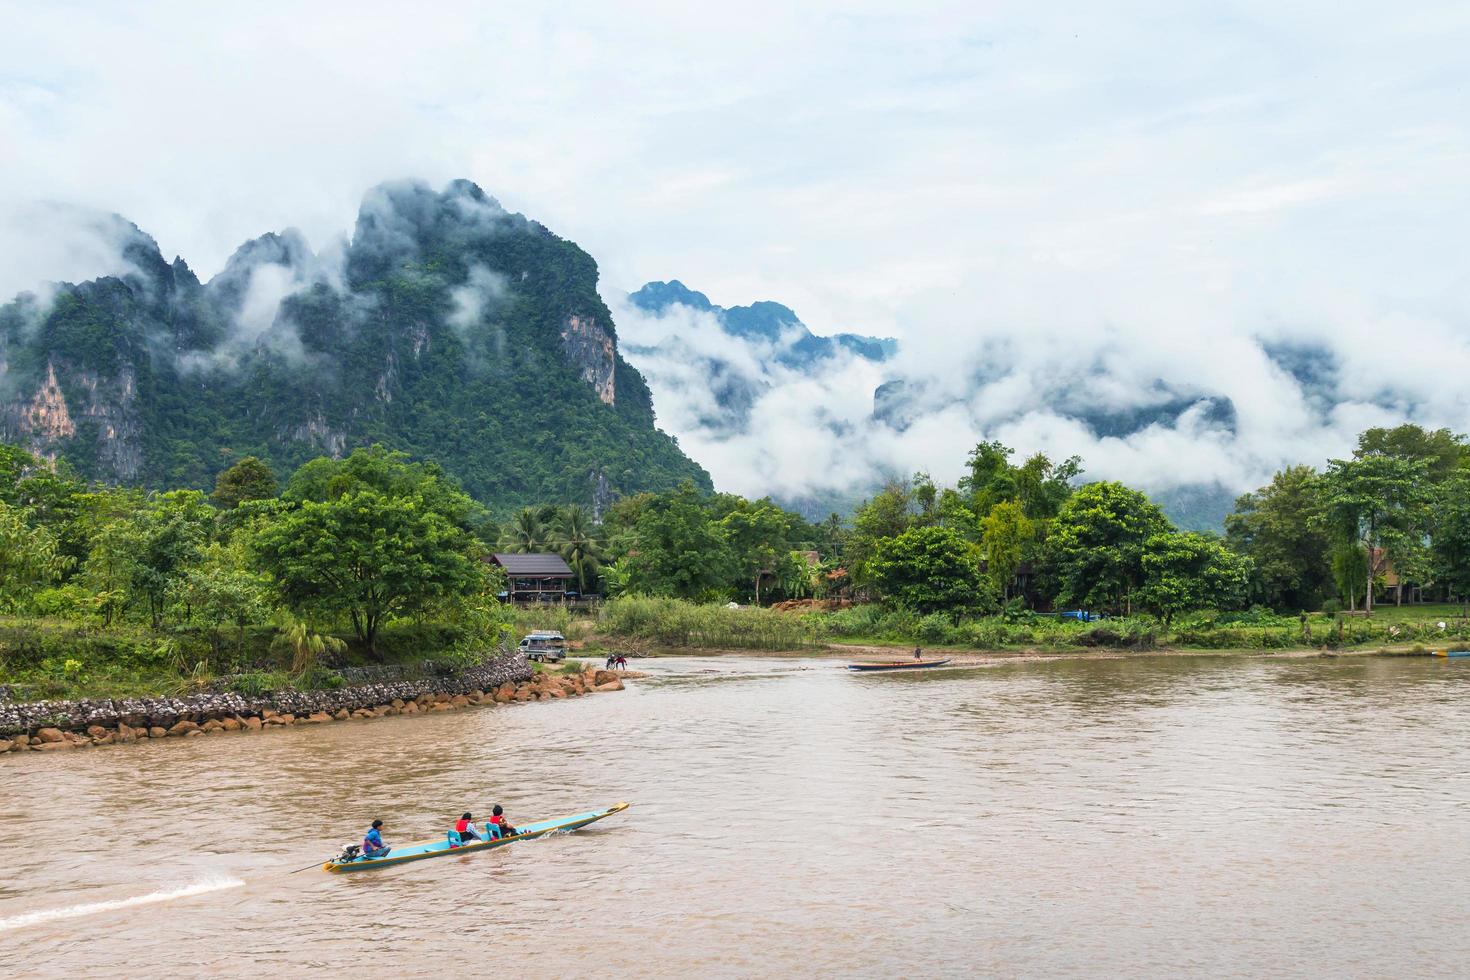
[0,180,711,509]
[560,314,616,405]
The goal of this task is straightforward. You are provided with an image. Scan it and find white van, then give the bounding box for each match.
[517,631,567,662]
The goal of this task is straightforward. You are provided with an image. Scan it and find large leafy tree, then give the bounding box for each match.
[255,488,482,652]
[1224,465,1333,611]
[1137,532,1251,626]
[1046,481,1171,613]
[617,482,735,600]
[869,525,990,613]
[721,500,794,605]
[1319,454,1431,612]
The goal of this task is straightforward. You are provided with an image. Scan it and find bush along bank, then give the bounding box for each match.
[0,652,629,752]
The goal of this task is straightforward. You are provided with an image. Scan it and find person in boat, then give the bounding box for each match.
[363,819,391,858]
[913,646,923,661]
[454,811,482,845]
[489,804,518,839]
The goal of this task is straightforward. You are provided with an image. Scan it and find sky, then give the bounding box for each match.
[3,1,1470,503]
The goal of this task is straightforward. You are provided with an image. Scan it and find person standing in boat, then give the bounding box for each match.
[454,812,483,845]
[914,646,923,661]
[363,819,390,858]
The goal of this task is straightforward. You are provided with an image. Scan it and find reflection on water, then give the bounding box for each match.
[2,655,1468,977]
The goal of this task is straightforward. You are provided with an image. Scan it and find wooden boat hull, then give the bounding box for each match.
[846,659,952,672]
[323,802,629,873]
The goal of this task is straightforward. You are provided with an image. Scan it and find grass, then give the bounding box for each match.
[595,596,820,650]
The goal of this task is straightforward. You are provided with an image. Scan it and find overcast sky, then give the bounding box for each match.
[4,1,1469,500]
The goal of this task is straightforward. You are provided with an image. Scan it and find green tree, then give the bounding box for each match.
[1013,451,1082,521]
[1224,465,1333,610]
[211,456,279,509]
[1319,454,1430,612]
[133,490,215,628]
[498,507,548,553]
[174,540,272,657]
[721,500,794,604]
[617,482,735,600]
[1137,532,1251,626]
[550,505,602,593]
[869,525,990,613]
[1046,481,1171,613]
[273,619,350,677]
[0,501,70,613]
[1430,472,1470,615]
[958,441,1019,513]
[255,488,483,652]
[846,481,914,586]
[979,500,1036,599]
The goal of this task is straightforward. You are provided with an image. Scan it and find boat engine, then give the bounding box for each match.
[333,843,362,863]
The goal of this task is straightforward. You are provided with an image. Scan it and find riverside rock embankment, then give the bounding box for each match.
[0,652,630,753]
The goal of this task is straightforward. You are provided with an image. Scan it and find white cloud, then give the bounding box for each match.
[2,1,1469,506]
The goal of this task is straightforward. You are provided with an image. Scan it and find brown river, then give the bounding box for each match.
[2,654,1469,978]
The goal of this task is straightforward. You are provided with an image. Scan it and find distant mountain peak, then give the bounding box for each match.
[626,280,896,366]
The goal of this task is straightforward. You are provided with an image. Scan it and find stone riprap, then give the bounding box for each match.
[0,651,627,752]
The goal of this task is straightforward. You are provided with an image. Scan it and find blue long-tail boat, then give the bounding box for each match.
[322,802,629,873]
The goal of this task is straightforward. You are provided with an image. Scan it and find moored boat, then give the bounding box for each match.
[322,802,629,872]
[847,659,952,672]
[1433,649,1470,658]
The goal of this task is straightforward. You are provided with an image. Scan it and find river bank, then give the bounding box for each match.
[0,651,632,753]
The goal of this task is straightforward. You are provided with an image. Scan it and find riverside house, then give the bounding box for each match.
[489,553,576,604]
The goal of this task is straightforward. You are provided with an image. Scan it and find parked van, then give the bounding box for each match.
[518,631,567,662]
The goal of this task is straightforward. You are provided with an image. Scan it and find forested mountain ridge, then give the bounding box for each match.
[0,180,710,512]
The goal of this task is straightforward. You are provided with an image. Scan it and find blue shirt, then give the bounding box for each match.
[364,828,383,848]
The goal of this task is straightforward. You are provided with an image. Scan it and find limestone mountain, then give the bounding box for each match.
[0,179,710,511]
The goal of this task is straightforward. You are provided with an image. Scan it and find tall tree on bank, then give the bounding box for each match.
[1430,472,1470,615]
[870,525,991,614]
[1224,465,1333,611]
[1319,455,1430,613]
[1047,482,1171,613]
[498,508,548,553]
[721,500,794,606]
[1137,532,1251,626]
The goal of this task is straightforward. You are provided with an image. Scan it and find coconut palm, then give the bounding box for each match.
[497,508,547,553]
[551,505,603,594]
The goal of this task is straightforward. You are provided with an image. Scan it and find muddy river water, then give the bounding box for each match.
[2,654,1468,977]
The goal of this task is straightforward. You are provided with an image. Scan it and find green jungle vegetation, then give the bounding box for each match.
[5,421,1469,701]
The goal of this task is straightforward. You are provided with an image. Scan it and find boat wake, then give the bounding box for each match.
[0,877,244,933]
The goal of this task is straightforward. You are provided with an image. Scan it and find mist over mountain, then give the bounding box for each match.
[0,180,709,512]
[611,273,1462,530]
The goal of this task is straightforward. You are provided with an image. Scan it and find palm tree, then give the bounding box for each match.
[274,620,348,676]
[551,505,603,594]
[497,508,546,553]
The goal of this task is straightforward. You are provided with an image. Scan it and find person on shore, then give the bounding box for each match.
[615,655,628,670]
[363,819,391,858]
[490,804,519,839]
[454,811,482,846]
[606,654,616,670]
